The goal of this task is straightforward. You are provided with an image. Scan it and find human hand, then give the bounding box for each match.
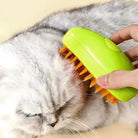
[97,24,138,89]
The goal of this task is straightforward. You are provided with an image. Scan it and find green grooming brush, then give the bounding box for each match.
[59,28,138,104]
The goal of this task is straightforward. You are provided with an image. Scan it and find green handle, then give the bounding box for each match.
[62,28,138,102]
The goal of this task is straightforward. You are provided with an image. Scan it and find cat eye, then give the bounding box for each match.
[17,110,42,118]
[25,113,42,118]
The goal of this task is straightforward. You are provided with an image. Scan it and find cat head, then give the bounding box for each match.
[0,41,87,136]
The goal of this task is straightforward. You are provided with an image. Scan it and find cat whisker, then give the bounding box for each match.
[72,119,101,138]
[73,119,91,130]
[67,126,85,138]
[65,126,81,137]
[71,120,93,137]
[63,129,70,135]
[77,120,99,137]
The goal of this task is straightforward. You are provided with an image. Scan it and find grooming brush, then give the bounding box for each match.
[59,28,138,104]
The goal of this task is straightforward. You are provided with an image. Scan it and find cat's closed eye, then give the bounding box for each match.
[16,110,42,118]
[24,113,42,118]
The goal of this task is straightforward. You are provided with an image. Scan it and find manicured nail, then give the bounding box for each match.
[97,75,108,88]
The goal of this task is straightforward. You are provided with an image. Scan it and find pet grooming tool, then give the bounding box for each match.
[59,28,138,104]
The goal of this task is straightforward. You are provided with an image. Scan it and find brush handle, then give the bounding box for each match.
[62,28,138,102]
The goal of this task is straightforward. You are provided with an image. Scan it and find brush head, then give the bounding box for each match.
[59,28,138,104]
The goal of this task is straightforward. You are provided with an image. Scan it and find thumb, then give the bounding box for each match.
[97,69,138,89]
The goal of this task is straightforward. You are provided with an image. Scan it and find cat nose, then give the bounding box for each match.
[49,120,58,127]
[46,113,58,127]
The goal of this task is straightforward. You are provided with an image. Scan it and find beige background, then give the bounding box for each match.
[0,0,138,138]
[0,0,111,43]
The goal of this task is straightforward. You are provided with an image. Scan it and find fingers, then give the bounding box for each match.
[125,46,138,61]
[134,64,138,68]
[97,69,138,89]
[110,25,138,61]
[99,25,138,90]
[109,24,138,44]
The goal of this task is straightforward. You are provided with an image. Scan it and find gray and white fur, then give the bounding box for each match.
[0,0,138,138]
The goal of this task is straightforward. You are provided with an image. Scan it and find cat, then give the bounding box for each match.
[0,0,138,138]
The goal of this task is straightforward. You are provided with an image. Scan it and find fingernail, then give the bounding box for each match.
[97,75,108,88]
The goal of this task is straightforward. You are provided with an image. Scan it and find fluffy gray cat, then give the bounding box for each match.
[0,0,138,138]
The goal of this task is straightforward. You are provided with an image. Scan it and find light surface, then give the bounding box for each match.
[0,0,110,43]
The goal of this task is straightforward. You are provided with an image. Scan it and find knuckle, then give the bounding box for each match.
[129,24,138,37]
[130,24,138,28]
[107,70,122,88]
